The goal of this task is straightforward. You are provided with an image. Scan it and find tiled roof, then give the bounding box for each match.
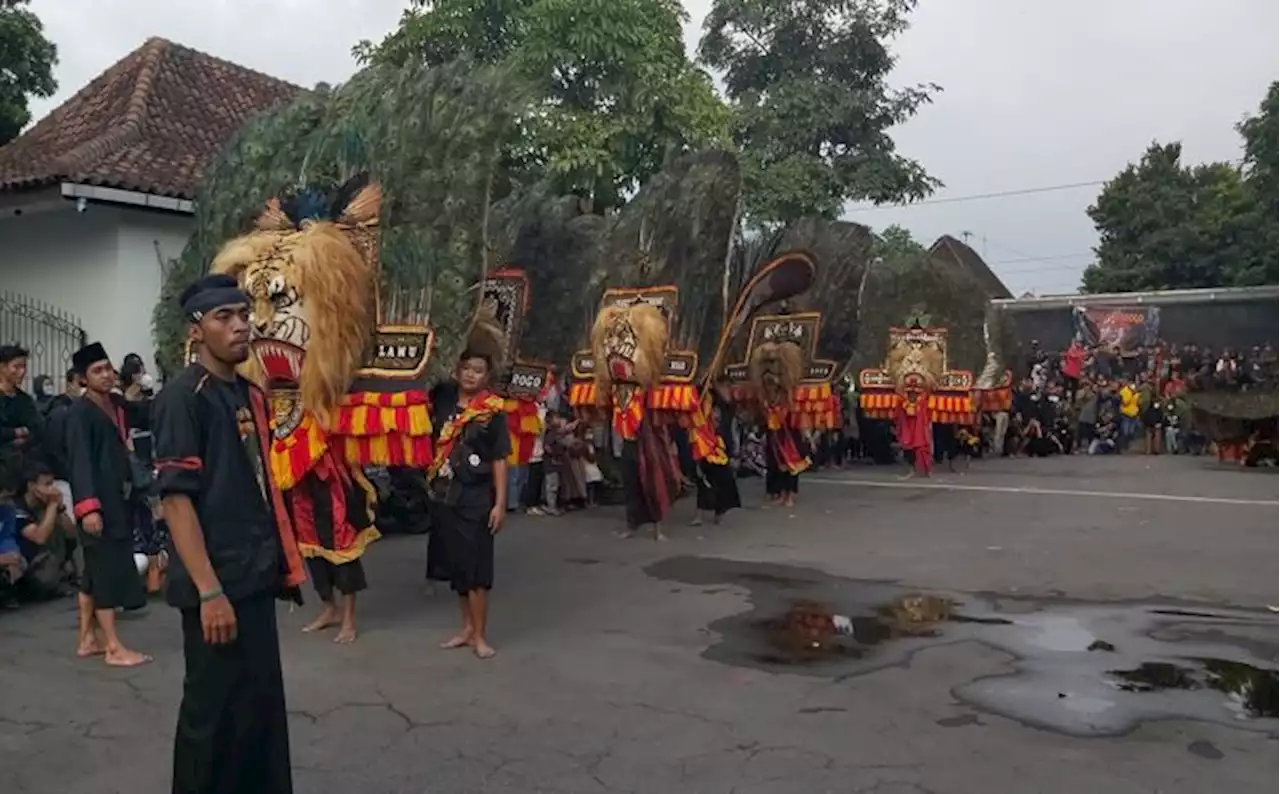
[929,234,1014,299]
[0,37,301,200]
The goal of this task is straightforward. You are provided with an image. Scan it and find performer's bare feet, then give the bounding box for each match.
[653,524,668,542]
[689,514,704,527]
[898,469,915,481]
[76,637,106,657]
[302,605,339,633]
[615,528,636,539]
[472,639,496,660]
[334,623,358,645]
[440,632,473,649]
[104,645,151,667]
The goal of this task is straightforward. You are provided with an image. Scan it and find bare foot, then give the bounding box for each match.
[653,526,668,542]
[689,516,703,527]
[76,639,106,658]
[440,633,474,649]
[334,625,358,645]
[473,640,496,660]
[615,529,636,539]
[104,647,152,667]
[303,609,339,633]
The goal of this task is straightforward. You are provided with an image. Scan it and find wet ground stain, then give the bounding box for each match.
[644,556,1279,738]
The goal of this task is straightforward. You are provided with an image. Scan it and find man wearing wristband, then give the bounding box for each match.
[153,274,307,794]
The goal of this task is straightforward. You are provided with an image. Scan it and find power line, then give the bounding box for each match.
[985,251,1094,266]
[848,180,1105,212]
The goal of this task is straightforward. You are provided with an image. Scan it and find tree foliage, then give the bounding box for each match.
[1082,82,1279,294]
[153,62,521,378]
[0,0,57,145]
[869,223,926,264]
[698,0,940,229]
[1082,142,1251,293]
[1234,81,1278,287]
[356,0,730,213]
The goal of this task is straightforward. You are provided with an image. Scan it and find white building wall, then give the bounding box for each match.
[0,203,193,381]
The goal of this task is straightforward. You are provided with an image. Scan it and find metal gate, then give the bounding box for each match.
[0,291,87,391]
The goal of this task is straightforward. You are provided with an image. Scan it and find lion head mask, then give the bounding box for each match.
[590,303,668,395]
[211,175,381,425]
[749,340,803,405]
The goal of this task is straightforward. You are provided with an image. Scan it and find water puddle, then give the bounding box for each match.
[645,556,1279,737]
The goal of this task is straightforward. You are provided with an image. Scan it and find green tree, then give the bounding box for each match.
[1233,81,1278,286]
[1081,142,1254,293]
[870,223,926,265]
[698,0,940,229]
[356,0,730,213]
[0,0,58,145]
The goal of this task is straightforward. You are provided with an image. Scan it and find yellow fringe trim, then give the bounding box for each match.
[297,525,382,565]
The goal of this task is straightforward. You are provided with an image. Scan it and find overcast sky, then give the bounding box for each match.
[28,0,1279,295]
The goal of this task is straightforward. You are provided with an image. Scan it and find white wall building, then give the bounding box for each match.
[0,37,299,386]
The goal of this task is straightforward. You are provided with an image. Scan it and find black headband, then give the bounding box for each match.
[180,275,249,321]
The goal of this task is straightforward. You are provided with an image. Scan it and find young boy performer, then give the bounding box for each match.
[65,341,150,666]
[428,348,510,660]
[154,274,307,794]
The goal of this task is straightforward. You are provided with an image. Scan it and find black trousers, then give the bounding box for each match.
[173,593,292,794]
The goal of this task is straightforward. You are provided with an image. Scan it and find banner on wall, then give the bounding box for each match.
[1072,305,1160,353]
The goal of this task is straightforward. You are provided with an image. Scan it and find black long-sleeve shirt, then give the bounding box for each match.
[152,364,288,608]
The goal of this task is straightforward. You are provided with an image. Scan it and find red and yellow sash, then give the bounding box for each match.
[612,388,645,441]
[690,392,728,466]
[428,391,507,480]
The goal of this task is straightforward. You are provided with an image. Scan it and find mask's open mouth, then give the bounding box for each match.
[607,354,635,382]
[252,339,304,390]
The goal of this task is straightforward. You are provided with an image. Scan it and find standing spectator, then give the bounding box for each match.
[0,345,42,462]
[1163,396,1183,455]
[1140,379,1163,455]
[1075,381,1098,452]
[41,369,80,509]
[1118,379,1141,451]
[32,375,58,414]
[1061,339,1086,402]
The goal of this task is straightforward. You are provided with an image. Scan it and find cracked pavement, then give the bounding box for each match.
[2,456,1275,793]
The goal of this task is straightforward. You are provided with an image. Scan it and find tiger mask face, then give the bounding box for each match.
[211,181,381,426]
[749,340,803,405]
[590,303,667,392]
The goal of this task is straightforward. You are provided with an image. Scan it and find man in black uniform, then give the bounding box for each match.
[153,274,307,794]
[65,342,150,666]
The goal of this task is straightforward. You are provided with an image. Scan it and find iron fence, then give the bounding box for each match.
[0,290,87,392]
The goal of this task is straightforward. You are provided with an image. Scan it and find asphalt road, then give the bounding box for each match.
[2,455,1276,794]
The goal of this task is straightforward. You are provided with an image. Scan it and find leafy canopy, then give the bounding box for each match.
[356,0,730,213]
[1081,142,1254,293]
[1082,82,1279,294]
[0,0,58,145]
[1234,81,1278,287]
[698,0,940,228]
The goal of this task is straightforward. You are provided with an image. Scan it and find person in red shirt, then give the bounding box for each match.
[1061,339,1086,402]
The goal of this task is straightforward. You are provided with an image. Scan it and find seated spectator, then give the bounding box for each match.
[1089,416,1119,455]
[13,461,77,599]
[0,454,26,608]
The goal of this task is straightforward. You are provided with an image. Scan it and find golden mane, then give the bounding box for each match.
[749,340,803,405]
[465,301,507,371]
[211,221,374,425]
[590,303,667,402]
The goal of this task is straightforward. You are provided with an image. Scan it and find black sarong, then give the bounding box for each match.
[78,533,146,610]
[696,460,741,516]
[432,501,494,594]
[172,593,291,794]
